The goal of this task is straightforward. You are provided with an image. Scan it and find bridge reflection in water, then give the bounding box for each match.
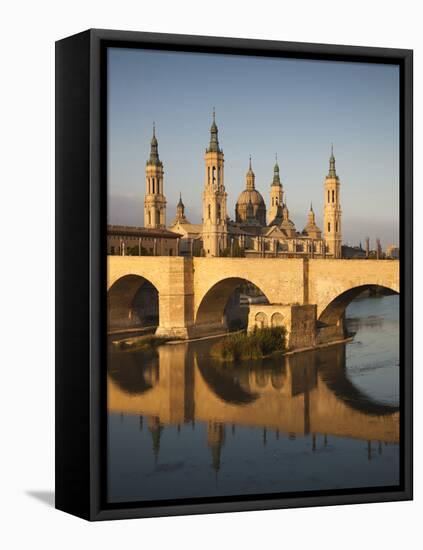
[107,295,399,503]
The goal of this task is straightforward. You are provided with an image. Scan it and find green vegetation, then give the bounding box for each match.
[211,326,286,362]
[114,334,171,351]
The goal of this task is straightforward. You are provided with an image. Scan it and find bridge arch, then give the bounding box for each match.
[318,284,399,326]
[194,277,270,332]
[108,274,159,332]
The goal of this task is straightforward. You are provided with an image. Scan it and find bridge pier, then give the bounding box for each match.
[316,315,346,346]
[248,304,317,351]
[155,259,195,339]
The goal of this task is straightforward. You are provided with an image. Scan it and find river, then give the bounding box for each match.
[107,294,399,503]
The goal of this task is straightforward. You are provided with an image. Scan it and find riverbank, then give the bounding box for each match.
[112,334,173,351]
[112,329,354,356]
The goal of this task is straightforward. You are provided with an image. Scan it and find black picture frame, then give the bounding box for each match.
[55,28,413,521]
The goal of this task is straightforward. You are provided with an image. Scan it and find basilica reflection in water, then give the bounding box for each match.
[107,295,399,503]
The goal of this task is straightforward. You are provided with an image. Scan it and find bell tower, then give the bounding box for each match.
[323,145,342,258]
[268,155,284,225]
[202,109,228,256]
[144,123,166,228]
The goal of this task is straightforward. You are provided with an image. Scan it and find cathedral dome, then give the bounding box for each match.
[235,189,266,227]
[235,157,267,227]
[236,188,266,207]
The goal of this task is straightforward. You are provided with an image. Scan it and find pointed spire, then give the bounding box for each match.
[177,191,184,208]
[272,154,281,186]
[207,108,220,153]
[171,191,190,226]
[246,156,255,190]
[328,143,337,178]
[308,202,316,224]
[148,122,160,165]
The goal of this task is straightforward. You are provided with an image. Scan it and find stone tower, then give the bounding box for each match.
[144,124,166,228]
[323,146,342,258]
[202,110,228,256]
[268,155,284,225]
[173,193,189,224]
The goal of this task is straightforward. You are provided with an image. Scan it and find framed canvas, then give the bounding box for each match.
[55,29,413,521]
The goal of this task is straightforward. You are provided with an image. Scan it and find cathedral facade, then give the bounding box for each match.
[145,113,342,259]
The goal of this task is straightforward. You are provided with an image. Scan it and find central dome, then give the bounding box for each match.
[235,157,267,227]
[236,188,265,206]
[235,189,266,226]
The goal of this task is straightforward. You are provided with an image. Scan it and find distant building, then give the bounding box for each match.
[386,244,400,259]
[107,225,181,256]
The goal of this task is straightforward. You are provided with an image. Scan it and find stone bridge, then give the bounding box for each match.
[107,256,399,348]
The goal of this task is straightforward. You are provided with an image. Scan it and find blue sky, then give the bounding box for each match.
[107,47,399,246]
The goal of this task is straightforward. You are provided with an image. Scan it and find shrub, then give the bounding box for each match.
[211,326,285,362]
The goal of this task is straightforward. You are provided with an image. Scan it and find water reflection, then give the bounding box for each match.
[107,295,399,503]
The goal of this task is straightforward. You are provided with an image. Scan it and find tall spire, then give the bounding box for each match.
[308,202,316,224]
[148,122,161,165]
[246,155,255,190]
[328,143,337,178]
[207,107,220,153]
[177,192,184,209]
[272,153,281,186]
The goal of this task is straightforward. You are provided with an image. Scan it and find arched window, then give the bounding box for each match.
[157,209,161,224]
[336,221,338,232]
[255,312,268,329]
[327,190,330,203]
[271,312,284,327]
[152,178,155,194]
[148,210,151,225]
[328,222,331,232]
[208,166,210,185]
[208,204,211,219]
[332,190,335,202]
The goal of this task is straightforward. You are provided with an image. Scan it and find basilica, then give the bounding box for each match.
[143,112,342,259]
